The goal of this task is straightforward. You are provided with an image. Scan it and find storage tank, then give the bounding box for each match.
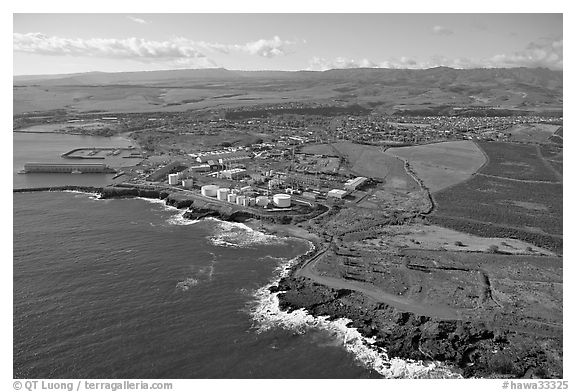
[248,197,256,206]
[227,193,237,203]
[273,194,291,208]
[256,196,269,207]
[182,178,194,189]
[168,173,180,185]
[201,185,219,197]
[217,188,229,201]
[236,195,246,206]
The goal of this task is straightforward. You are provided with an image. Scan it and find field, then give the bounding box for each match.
[359,223,556,255]
[477,141,560,182]
[300,144,338,156]
[387,140,486,192]
[431,175,562,252]
[331,142,419,189]
[508,123,561,143]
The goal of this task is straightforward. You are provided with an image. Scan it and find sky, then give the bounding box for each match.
[13,13,563,75]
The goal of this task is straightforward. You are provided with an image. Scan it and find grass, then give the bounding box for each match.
[477,141,559,182]
[431,174,562,252]
[387,140,486,192]
[507,123,561,143]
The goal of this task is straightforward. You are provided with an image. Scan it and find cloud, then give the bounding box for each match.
[13,32,216,68]
[195,35,296,58]
[308,38,563,71]
[308,57,378,71]
[13,32,297,68]
[488,38,562,70]
[127,16,148,25]
[432,25,454,36]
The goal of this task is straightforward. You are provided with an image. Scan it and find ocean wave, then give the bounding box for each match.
[167,214,200,226]
[206,218,289,248]
[176,252,217,291]
[61,189,102,199]
[176,277,199,291]
[134,197,199,226]
[249,250,461,379]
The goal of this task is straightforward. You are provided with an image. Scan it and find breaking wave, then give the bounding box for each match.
[61,189,102,200]
[176,252,217,291]
[176,277,199,291]
[134,197,199,226]
[207,218,288,248]
[249,249,461,379]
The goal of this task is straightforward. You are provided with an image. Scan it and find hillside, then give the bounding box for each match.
[13,67,563,115]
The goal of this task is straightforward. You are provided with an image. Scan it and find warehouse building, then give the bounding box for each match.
[327,189,347,199]
[344,176,368,191]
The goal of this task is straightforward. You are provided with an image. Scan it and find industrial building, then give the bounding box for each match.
[301,191,317,201]
[168,173,181,185]
[344,176,368,191]
[217,188,229,201]
[22,163,115,174]
[256,196,269,207]
[273,194,292,208]
[201,185,219,197]
[208,168,247,180]
[327,189,348,199]
[182,178,194,189]
[193,150,252,164]
[184,164,211,174]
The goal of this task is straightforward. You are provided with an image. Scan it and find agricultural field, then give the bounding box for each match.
[477,141,560,182]
[540,143,563,175]
[331,142,419,189]
[300,143,338,156]
[387,140,486,192]
[431,175,562,253]
[507,123,561,143]
[358,223,556,256]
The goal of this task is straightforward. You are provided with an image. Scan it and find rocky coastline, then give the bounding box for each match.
[14,184,562,379]
[269,273,562,379]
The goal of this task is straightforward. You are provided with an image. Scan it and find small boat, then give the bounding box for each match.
[71,169,83,174]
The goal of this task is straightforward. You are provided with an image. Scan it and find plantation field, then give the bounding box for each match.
[331,142,420,191]
[300,144,338,156]
[387,140,486,192]
[477,141,560,182]
[431,175,562,252]
[508,123,561,143]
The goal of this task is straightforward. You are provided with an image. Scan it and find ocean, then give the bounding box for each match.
[13,130,449,379]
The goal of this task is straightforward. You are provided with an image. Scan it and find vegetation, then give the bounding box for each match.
[477,141,559,181]
[387,140,486,192]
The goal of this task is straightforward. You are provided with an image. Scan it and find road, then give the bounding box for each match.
[293,245,463,320]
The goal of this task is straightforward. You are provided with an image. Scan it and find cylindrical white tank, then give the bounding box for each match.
[273,194,291,208]
[168,173,180,185]
[236,195,246,206]
[256,196,269,207]
[201,185,219,197]
[217,188,229,201]
[182,178,194,189]
[227,194,237,203]
[248,197,256,206]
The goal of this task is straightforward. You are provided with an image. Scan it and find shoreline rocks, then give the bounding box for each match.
[272,275,562,379]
